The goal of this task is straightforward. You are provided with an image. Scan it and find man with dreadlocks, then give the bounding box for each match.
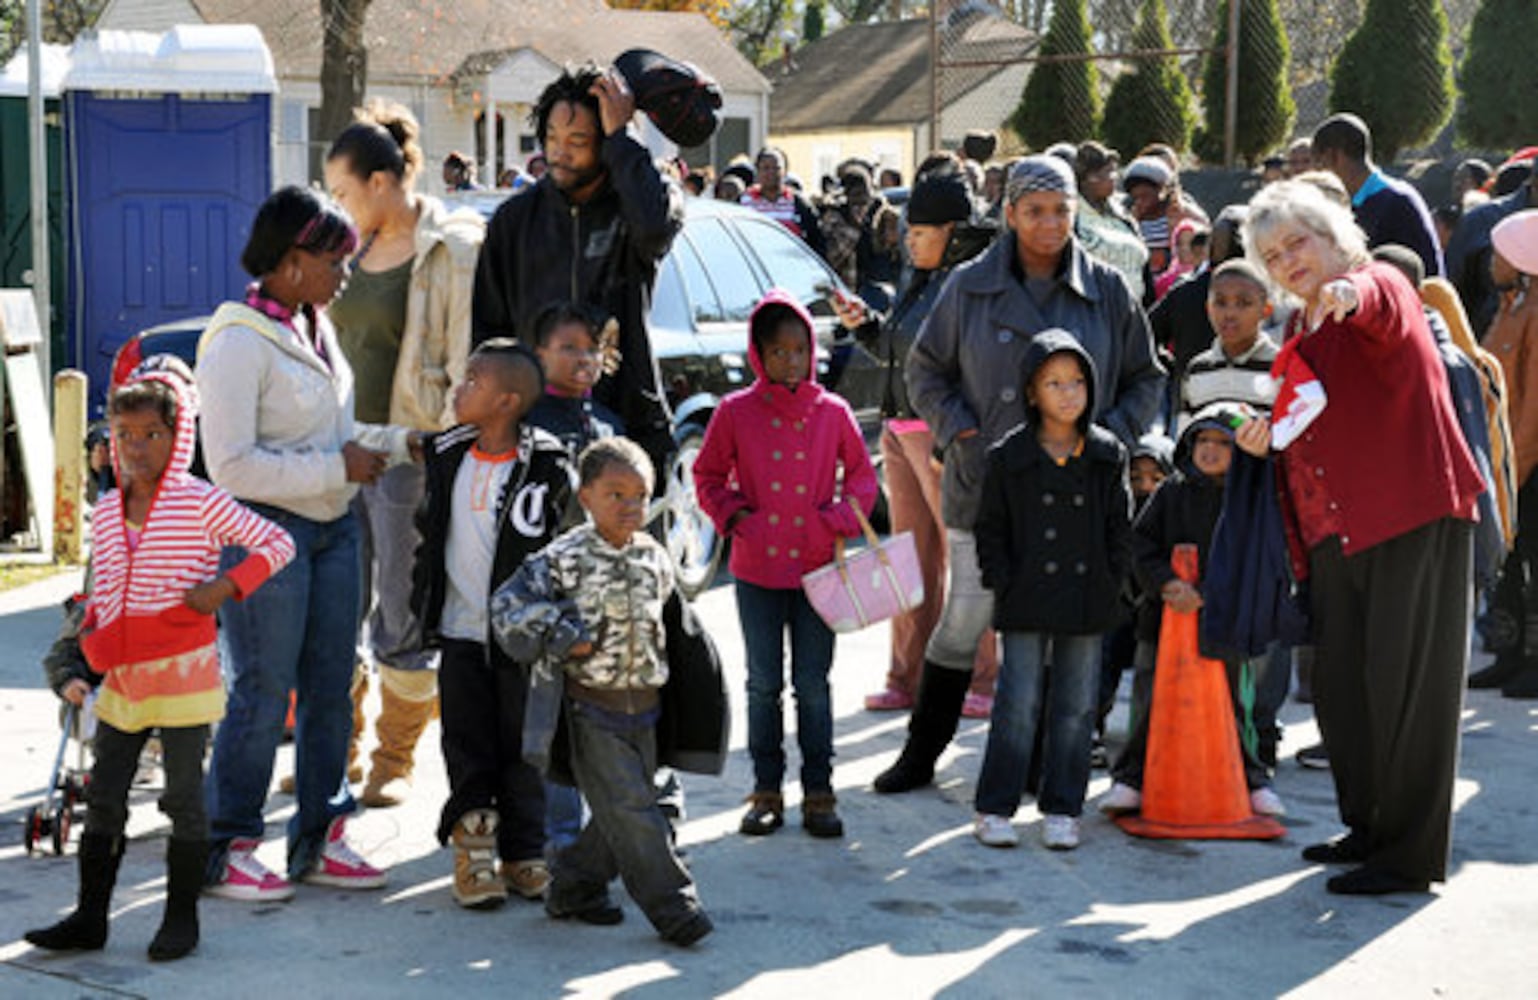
[472,63,683,478]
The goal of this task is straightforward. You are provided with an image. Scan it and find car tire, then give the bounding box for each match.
[662,424,723,599]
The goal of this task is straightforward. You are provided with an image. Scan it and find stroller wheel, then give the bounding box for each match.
[24,807,42,853]
[51,805,71,855]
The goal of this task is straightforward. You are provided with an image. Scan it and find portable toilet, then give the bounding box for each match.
[0,43,70,370]
[63,25,275,403]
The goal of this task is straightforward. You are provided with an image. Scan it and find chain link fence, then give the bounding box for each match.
[934,0,1483,164]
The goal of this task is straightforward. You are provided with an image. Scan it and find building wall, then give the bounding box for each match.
[938,64,1028,150]
[769,127,916,186]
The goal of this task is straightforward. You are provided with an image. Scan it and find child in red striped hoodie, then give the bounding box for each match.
[26,357,293,962]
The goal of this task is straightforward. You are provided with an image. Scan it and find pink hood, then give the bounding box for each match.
[747,288,824,414]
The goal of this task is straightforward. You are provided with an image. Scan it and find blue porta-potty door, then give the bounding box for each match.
[70,91,268,402]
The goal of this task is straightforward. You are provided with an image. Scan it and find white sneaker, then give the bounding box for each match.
[1250,787,1287,817]
[1041,814,1081,850]
[1097,782,1142,815]
[973,813,1020,848]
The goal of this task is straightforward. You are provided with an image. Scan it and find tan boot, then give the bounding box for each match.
[361,667,436,808]
[451,810,507,910]
[500,858,550,900]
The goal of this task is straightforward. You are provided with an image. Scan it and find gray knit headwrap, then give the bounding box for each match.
[1006,155,1078,203]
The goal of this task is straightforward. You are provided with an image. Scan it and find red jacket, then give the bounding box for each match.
[1277,262,1482,579]
[693,290,878,589]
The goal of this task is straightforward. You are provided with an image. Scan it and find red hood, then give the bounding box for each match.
[747,288,819,389]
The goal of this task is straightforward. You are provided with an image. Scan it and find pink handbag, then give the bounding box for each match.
[801,502,925,633]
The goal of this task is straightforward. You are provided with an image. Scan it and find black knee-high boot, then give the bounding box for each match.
[873,662,972,794]
[25,831,123,951]
[148,838,206,961]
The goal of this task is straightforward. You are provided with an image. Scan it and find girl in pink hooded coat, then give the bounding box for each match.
[694,289,878,840]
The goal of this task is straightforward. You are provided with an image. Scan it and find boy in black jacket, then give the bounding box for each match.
[972,330,1133,852]
[1098,403,1284,818]
[413,339,575,910]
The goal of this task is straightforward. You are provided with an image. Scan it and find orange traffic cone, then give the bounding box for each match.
[1115,544,1285,840]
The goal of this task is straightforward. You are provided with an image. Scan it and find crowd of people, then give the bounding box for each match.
[23,55,1527,967]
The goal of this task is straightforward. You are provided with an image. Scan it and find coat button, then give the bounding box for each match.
[1341,535,1350,546]
[1314,467,1324,477]
[773,450,783,460]
[998,330,1013,344]
[768,546,779,556]
[1075,562,1087,575]
[795,484,807,494]
[794,420,805,431]
[1072,494,1085,506]
[769,514,780,525]
[771,482,782,491]
[1044,527,1057,541]
[1043,493,1055,506]
[789,548,800,558]
[1044,561,1059,574]
[772,418,782,428]
[793,516,805,526]
[1001,387,1017,403]
[796,451,806,460]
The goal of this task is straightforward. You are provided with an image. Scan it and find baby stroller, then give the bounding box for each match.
[24,700,93,855]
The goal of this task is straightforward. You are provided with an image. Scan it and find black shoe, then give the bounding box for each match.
[1296,743,1330,770]
[1089,737,1110,770]
[1501,666,1538,699]
[802,793,844,839]
[873,661,971,795]
[739,792,785,836]
[1469,650,1522,689]
[25,832,122,952]
[1302,831,1369,865]
[662,911,713,947]
[1326,865,1429,895]
[548,902,625,925]
[148,838,205,961]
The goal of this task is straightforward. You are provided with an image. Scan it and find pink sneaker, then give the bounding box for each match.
[206,839,296,902]
[864,687,914,712]
[961,691,993,719]
[302,817,387,889]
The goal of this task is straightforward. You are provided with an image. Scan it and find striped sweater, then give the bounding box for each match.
[82,365,294,732]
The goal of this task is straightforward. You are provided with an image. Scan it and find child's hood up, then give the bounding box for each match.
[112,355,199,485]
[1022,328,1097,435]
[1174,401,1247,479]
[747,288,819,390]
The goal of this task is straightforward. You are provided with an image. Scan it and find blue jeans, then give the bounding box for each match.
[975,631,1100,818]
[735,581,836,793]
[205,506,361,882]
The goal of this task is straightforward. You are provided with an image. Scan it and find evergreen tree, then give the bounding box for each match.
[1101,0,1196,156]
[1010,0,1099,149]
[802,0,825,43]
[1458,0,1538,151]
[1328,0,1453,162]
[1194,0,1293,165]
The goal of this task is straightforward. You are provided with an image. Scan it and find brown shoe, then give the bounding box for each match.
[739,791,785,836]
[802,792,844,839]
[451,810,507,909]
[501,858,551,900]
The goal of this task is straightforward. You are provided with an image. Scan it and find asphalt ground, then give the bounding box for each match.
[1,568,1534,998]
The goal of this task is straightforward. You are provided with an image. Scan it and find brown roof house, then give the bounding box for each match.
[768,3,1036,183]
[95,0,769,190]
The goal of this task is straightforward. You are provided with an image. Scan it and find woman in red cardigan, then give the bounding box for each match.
[1236,180,1483,896]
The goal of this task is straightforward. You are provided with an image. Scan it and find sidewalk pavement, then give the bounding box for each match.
[1,568,1534,998]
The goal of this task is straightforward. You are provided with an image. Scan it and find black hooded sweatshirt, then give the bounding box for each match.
[974,329,1132,634]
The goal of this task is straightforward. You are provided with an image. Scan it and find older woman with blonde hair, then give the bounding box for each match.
[1235,180,1483,895]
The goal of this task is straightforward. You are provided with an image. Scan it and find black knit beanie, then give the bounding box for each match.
[906,164,973,225]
